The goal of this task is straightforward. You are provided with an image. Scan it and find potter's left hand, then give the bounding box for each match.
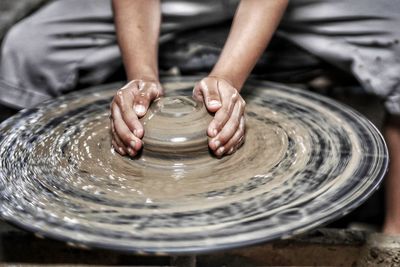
[193,76,246,157]
[110,79,163,157]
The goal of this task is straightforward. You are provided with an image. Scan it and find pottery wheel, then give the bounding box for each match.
[0,77,388,254]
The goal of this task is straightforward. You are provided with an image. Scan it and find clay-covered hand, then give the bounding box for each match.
[110,80,163,156]
[193,76,246,157]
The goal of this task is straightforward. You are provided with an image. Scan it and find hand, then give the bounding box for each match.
[193,76,246,157]
[110,79,163,157]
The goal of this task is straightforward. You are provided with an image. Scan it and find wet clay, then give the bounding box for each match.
[140,96,213,157]
[0,77,388,254]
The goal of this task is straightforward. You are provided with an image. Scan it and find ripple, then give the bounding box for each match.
[0,77,388,254]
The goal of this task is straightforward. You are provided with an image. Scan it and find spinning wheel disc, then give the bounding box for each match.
[0,77,388,254]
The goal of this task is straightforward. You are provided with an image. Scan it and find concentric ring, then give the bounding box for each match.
[0,77,388,254]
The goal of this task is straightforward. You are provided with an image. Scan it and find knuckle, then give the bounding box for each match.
[220,105,230,113]
[121,133,132,144]
[200,80,210,93]
[224,141,233,149]
[237,127,245,136]
[114,94,124,106]
[219,131,231,143]
[117,88,124,95]
[213,119,223,130]
[219,136,228,144]
[231,92,239,101]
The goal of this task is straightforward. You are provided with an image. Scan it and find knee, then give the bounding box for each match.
[1,18,47,68]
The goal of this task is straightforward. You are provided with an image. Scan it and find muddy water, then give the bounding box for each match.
[0,78,388,254]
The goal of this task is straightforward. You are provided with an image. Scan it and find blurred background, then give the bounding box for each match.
[0,1,393,266]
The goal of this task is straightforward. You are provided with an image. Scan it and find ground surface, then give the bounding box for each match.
[1,220,400,266]
[0,1,397,266]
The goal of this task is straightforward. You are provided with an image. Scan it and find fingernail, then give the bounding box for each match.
[127,148,134,155]
[134,105,145,115]
[228,147,234,154]
[217,146,225,155]
[209,100,221,107]
[118,147,124,154]
[130,140,136,149]
[213,140,220,148]
[209,127,217,137]
[135,128,143,137]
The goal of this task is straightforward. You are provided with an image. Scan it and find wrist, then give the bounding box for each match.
[126,67,159,83]
[209,71,245,92]
[127,74,159,83]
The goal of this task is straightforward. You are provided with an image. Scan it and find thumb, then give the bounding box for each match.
[197,78,222,113]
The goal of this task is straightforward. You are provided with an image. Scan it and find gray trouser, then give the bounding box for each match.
[1,0,400,116]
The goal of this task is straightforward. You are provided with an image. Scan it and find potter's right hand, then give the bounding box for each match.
[110,80,163,157]
[193,76,246,157]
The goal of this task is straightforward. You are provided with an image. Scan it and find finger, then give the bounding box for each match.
[111,104,143,152]
[224,117,246,156]
[192,82,203,102]
[111,139,128,156]
[110,119,127,155]
[207,84,239,137]
[134,81,160,117]
[114,88,144,138]
[210,99,244,151]
[111,119,125,148]
[116,142,136,157]
[112,120,138,157]
[199,78,222,112]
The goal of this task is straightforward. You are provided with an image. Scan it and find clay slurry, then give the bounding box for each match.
[140,96,213,156]
[0,78,388,254]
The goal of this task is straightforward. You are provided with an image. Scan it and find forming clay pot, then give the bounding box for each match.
[140,96,213,157]
[0,77,388,254]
